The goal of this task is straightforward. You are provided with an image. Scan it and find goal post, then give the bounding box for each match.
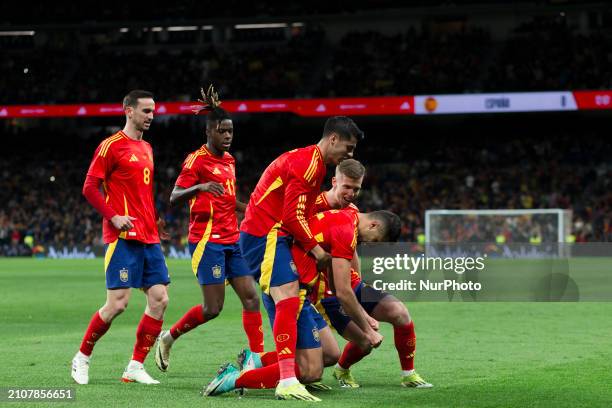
[425,209,572,244]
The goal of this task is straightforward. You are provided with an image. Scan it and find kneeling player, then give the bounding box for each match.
[202,209,396,399]
[313,159,432,389]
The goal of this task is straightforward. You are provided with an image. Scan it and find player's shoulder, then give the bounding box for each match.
[183,145,210,168]
[222,151,235,163]
[96,131,127,157]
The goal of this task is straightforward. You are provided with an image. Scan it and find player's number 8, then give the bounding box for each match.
[143,167,151,185]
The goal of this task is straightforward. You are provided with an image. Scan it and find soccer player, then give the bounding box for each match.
[71,90,170,385]
[203,208,398,399]
[154,86,263,371]
[239,116,364,400]
[313,159,432,389]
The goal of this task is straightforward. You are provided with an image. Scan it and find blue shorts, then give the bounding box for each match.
[189,241,251,285]
[104,238,170,289]
[239,231,298,294]
[262,291,328,350]
[316,282,389,335]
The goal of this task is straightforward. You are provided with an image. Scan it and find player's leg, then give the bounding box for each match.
[71,238,135,384]
[367,289,432,388]
[204,299,322,401]
[227,243,264,353]
[156,242,225,371]
[305,310,337,391]
[122,243,170,384]
[260,235,302,390]
[317,295,371,388]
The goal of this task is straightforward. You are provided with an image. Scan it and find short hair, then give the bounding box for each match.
[123,90,154,109]
[206,107,231,129]
[322,116,364,141]
[336,159,366,179]
[369,210,401,242]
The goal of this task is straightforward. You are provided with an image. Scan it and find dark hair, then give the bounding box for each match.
[206,107,231,129]
[370,210,401,242]
[123,90,154,109]
[337,158,366,179]
[322,116,364,141]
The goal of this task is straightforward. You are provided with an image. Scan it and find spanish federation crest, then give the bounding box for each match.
[312,328,320,343]
[212,265,222,279]
[119,268,129,282]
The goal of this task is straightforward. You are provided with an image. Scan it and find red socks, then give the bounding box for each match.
[242,309,264,352]
[79,311,111,356]
[260,351,278,367]
[273,297,299,380]
[235,362,302,389]
[132,314,163,363]
[169,304,206,339]
[394,321,416,371]
[338,341,370,369]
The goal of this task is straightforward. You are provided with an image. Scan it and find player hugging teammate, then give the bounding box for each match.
[72,85,431,400]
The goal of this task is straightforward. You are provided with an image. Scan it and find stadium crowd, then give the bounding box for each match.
[3,16,612,104]
[2,121,610,256]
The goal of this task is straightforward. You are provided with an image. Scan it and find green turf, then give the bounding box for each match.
[1,258,611,407]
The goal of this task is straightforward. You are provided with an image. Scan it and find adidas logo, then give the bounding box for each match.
[278,347,293,356]
[129,154,139,162]
[212,167,221,175]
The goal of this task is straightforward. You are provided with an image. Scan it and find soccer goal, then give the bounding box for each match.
[425,209,572,244]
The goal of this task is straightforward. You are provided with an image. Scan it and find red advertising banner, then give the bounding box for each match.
[572,91,612,110]
[1,91,612,119]
[0,96,415,118]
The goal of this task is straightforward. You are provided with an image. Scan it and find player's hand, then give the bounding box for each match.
[311,245,332,271]
[199,182,225,197]
[157,217,170,241]
[111,215,137,231]
[367,330,383,348]
[367,314,380,331]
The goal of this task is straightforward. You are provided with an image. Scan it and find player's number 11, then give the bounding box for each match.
[225,179,235,196]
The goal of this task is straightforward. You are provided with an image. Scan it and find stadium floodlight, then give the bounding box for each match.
[234,23,288,29]
[425,209,572,244]
[0,30,35,36]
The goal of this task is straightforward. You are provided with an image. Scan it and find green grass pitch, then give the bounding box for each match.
[1,258,611,407]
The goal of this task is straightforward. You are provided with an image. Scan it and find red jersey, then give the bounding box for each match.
[313,192,361,294]
[175,145,238,244]
[241,145,325,251]
[86,131,159,244]
[291,209,359,298]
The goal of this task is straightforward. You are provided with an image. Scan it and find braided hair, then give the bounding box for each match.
[192,84,231,129]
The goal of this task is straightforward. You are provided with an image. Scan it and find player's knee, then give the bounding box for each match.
[107,301,128,318]
[323,347,340,367]
[203,305,222,320]
[157,293,169,311]
[242,294,259,311]
[298,365,323,384]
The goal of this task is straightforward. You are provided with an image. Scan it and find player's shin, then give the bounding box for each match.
[79,311,111,356]
[242,309,264,352]
[169,304,206,340]
[272,297,299,382]
[132,313,163,363]
[394,321,416,372]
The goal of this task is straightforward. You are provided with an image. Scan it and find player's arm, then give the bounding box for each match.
[235,200,247,213]
[350,249,361,276]
[282,162,331,269]
[170,154,224,208]
[82,175,136,231]
[169,183,224,208]
[331,257,383,348]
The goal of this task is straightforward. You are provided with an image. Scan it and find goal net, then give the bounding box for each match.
[425,209,572,244]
